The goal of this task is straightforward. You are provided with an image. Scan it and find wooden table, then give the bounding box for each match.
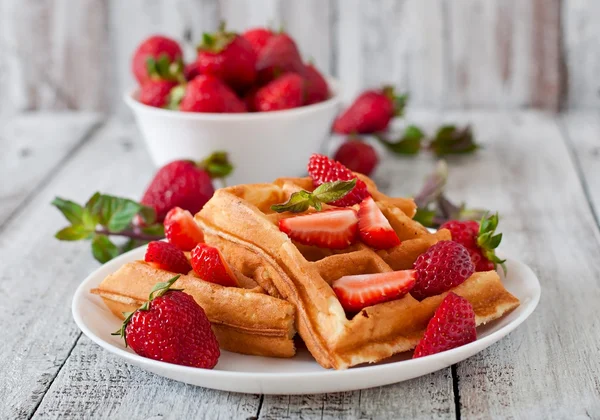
[1,110,599,419]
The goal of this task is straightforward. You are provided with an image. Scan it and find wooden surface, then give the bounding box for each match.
[1,110,599,419]
[2,0,599,113]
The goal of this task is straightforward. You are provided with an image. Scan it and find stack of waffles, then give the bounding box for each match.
[93,173,519,370]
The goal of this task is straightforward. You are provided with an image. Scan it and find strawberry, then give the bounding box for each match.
[279,208,358,249]
[190,243,238,287]
[252,73,305,112]
[440,214,506,273]
[132,35,183,85]
[358,196,400,249]
[413,292,477,358]
[304,63,329,104]
[333,139,379,176]
[333,86,407,134]
[256,33,305,84]
[333,270,416,312]
[144,241,192,274]
[412,241,475,300]
[184,62,202,81]
[114,276,220,368]
[307,154,370,207]
[164,207,205,251]
[138,80,177,108]
[196,25,257,92]
[242,27,274,56]
[178,75,246,113]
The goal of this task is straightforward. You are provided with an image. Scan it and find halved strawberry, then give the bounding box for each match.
[164,207,205,251]
[413,292,477,358]
[145,241,192,274]
[332,270,416,312]
[358,196,400,249]
[190,243,238,287]
[278,209,358,249]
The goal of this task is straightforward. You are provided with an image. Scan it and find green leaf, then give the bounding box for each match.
[148,275,182,300]
[270,179,357,213]
[376,125,424,155]
[166,85,186,110]
[51,197,84,225]
[138,205,157,225]
[141,223,165,237]
[413,208,436,228]
[121,239,145,254]
[201,151,234,179]
[55,225,92,241]
[91,235,119,264]
[105,198,143,232]
[429,125,479,156]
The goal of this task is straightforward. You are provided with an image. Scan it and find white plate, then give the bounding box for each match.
[72,246,540,395]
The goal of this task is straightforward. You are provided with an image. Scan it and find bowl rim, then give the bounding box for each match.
[124,77,341,121]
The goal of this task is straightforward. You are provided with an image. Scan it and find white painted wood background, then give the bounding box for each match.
[0,0,598,115]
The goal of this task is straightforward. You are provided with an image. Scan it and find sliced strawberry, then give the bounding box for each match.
[190,243,238,287]
[332,270,416,312]
[413,292,477,358]
[144,241,192,274]
[358,196,400,249]
[164,207,205,251]
[278,209,358,249]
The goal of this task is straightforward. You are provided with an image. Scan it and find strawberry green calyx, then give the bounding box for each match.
[112,275,183,345]
[166,84,186,110]
[477,213,507,274]
[198,22,237,53]
[271,179,357,213]
[381,85,409,117]
[146,54,185,83]
[198,151,234,180]
[377,125,425,156]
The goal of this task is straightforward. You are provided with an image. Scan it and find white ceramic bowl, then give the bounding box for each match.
[125,79,341,185]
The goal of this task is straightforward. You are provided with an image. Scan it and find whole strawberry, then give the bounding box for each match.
[412,241,475,300]
[141,152,233,222]
[252,73,305,112]
[196,24,257,92]
[132,35,183,85]
[440,213,506,273]
[139,80,177,108]
[184,62,202,81]
[256,33,305,84]
[242,27,274,56]
[333,139,379,176]
[113,276,220,369]
[413,292,477,358]
[307,154,370,207]
[333,86,407,134]
[178,75,246,113]
[304,63,329,105]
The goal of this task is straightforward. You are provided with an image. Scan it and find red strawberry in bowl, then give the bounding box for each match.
[177,75,247,113]
[333,270,416,312]
[256,33,305,84]
[242,27,274,56]
[138,80,177,108]
[304,63,329,105]
[307,154,370,207]
[333,86,407,134]
[132,35,183,85]
[196,24,257,92]
[333,139,379,176]
[411,240,475,300]
[144,241,192,274]
[113,276,220,368]
[164,207,204,251]
[440,213,506,273]
[252,73,305,112]
[413,292,477,358]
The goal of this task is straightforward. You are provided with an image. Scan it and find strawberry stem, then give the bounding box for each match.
[94,226,164,242]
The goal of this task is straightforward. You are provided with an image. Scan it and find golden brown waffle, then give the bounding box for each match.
[197,175,520,369]
[91,261,296,358]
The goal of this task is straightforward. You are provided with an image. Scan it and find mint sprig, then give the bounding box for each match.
[429,125,479,156]
[271,179,357,213]
[52,193,164,263]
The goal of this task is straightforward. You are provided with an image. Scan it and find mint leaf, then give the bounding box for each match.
[138,206,157,225]
[413,208,436,227]
[141,224,165,237]
[91,235,119,264]
[201,151,234,179]
[271,179,357,213]
[429,125,479,156]
[105,198,143,232]
[377,125,424,155]
[55,225,92,241]
[51,197,84,225]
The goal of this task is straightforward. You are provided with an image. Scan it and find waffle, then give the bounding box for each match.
[91,260,296,358]
[197,175,520,369]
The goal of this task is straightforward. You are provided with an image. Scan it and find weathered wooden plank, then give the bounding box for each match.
[563,0,600,109]
[0,112,101,226]
[0,120,259,419]
[560,111,600,223]
[432,111,600,417]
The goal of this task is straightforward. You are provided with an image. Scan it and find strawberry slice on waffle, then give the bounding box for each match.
[358,196,401,249]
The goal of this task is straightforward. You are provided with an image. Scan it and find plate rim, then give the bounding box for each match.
[72,245,541,383]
